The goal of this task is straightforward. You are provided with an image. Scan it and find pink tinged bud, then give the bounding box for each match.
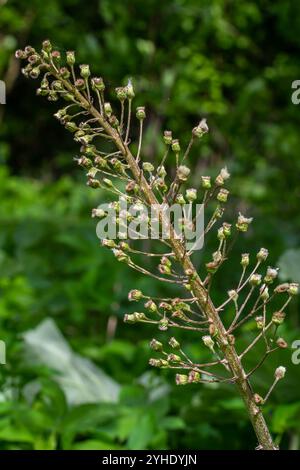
[288,282,299,296]
[159,318,169,331]
[255,316,264,330]
[175,374,189,385]
[115,86,127,101]
[254,393,264,405]
[144,300,158,313]
[42,39,52,53]
[241,253,250,267]
[257,248,269,262]
[272,311,286,325]
[275,366,286,380]
[249,274,262,286]
[128,289,143,301]
[171,139,180,153]
[264,267,278,284]
[188,370,201,383]
[274,283,290,293]
[149,358,169,368]
[236,213,253,232]
[167,354,181,363]
[163,130,172,145]
[15,49,26,59]
[91,77,105,91]
[124,312,146,324]
[276,337,288,349]
[150,339,163,352]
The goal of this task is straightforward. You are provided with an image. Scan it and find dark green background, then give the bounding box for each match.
[0,0,300,450]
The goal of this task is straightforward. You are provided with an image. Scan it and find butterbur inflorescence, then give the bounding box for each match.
[17,40,298,450]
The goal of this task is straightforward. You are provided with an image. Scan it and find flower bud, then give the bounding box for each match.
[128,289,143,301]
[66,51,75,66]
[136,106,146,120]
[144,300,158,313]
[51,50,61,65]
[163,130,172,145]
[124,312,147,324]
[112,249,129,263]
[101,239,117,248]
[257,248,269,262]
[104,102,112,117]
[91,77,105,91]
[75,78,86,90]
[158,264,171,275]
[255,316,264,330]
[275,366,286,380]
[42,39,52,53]
[59,67,70,79]
[209,323,218,337]
[175,193,186,205]
[126,79,135,99]
[254,393,264,406]
[288,283,299,296]
[171,139,180,153]
[223,222,231,238]
[201,176,211,189]
[188,370,201,383]
[15,49,26,59]
[80,64,91,79]
[260,285,269,301]
[91,208,105,218]
[65,121,78,132]
[149,358,169,368]
[169,337,180,349]
[202,335,215,351]
[249,274,262,286]
[264,267,278,284]
[142,162,154,172]
[236,213,253,232]
[150,339,163,352]
[274,283,290,294]
[177,165,190,182]
[272,311,286,325]
[276,337,288,349]
[159,318,169,331]
[175,374,188,385]
[167,354,181,363]
[186,188,197,202]
[217,188,229,203]
[192,118,209,138]
[30,67,41,79]
[241,253,250,267]
[228,290,238,301]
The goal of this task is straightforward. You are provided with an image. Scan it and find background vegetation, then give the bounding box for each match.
[1,0,300,449]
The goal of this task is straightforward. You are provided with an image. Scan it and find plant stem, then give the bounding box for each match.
[61,79,277,450]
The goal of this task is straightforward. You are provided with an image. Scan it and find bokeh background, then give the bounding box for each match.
[1,0,300,450]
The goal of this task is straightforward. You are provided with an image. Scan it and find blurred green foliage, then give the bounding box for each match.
[0,0,300,450]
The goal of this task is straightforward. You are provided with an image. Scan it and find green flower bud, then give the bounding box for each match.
[288,283,299,296]
[30,67,41,79]
[163,130,172,145]
[171,139,180,153]
[217,188,229,203]
[80,64,91,79]
[167,354,181,363]
[112,249,130,263]
[144,299,158,313]
[65,121,78,132]
[136,106,146,120]
[272,311,286,325]
[168,337,180,349]
[126,79,135,99]
[150,339,163,352]
[257,248,269,262]
[202,335,215,351]
[104,102,112,117]
[255,315,264,330]
[66,50,75,66]
[128,289,143,301]
[186,188,197,202]
[260,285,269,301]
[87,178,100,189]
[192,118,209,138]
[249,273,262,286]
[42,39,52,53]
[175,193,186,205]
[91,208,105,218]
[91,77,105,91]
[115,86,127,101]
[236,213,253,232]
[75,78,85,90]
[188,370,201,383]
[241,253,250,268]
[124,312,146,324]
[175,374,189,385]
[60,67,70,79]
[223,222,231,237]
[159,318,169,331]
[201,176,211,189]
[142,162,154,172]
